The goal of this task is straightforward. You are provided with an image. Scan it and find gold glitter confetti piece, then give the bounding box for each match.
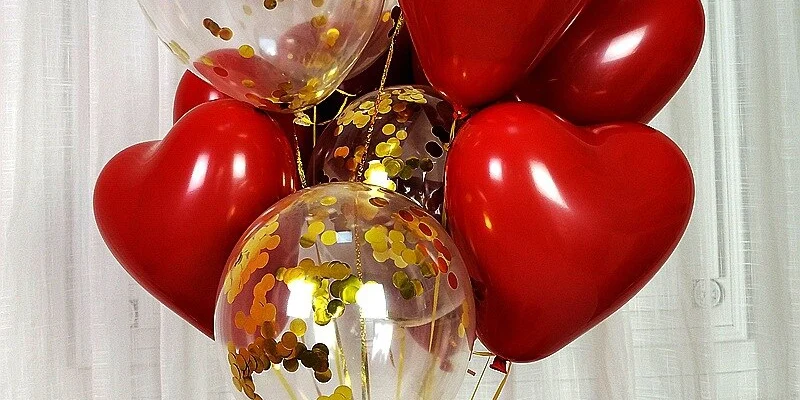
[167,41,190,64]
[320,195,338,206]
[242,79,256,88]
[388,230,404,243]
[412,279,424,296]
[308,221,326,236]
[323,28,340,47]
[392,271,408,289]
[219,28,234,41]
[311,15,328,28]
[369,197,390,207]
[239,44,255,58]
[311,0,324,7]
[264,0,277,9]
[321,230,337,246]
[333,146,350,158]
[402,249,417,265]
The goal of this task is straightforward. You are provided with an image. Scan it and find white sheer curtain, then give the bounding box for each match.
[1,0,798,398]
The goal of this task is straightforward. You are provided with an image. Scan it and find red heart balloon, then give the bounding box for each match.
[400,0,588,112]
[445,103,694,362]
[173,70,316,162]
[94,99,300,338]
[173,70,230,123]
[514,0,705,125]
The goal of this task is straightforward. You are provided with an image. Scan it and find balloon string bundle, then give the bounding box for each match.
[342,14,406,400]
[354,14,405,181]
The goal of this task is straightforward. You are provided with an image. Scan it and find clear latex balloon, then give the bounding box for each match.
[309,86,455,221]
[216,182,475,400]
[138,0,384,113]
[347,0,400,78]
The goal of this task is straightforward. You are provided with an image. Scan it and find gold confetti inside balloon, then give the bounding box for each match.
[137,0,385,113]
[216,182,475,400]
[309,86,455,220]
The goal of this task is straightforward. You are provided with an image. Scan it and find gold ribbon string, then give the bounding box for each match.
[312,105,318,149]
[273,368,300,400]
[427,275,441,352]
[352,219,371,400]
[294,131,308,189]
[468,358,492,400]
[491,364,512,400]
[353,14,406,181]
[394,330,406,400]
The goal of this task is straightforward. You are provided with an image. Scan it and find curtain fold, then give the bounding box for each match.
[1,0,798,399]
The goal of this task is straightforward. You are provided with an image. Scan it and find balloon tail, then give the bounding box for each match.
[354,13,405,181]
[468,358,491,400]
[491,364,513,400]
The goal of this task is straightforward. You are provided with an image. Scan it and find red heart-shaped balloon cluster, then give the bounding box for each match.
[445,103,694,362]
[400,0,588,112]
[514,0,705,125]
[94,99,299,337]
[99,0,703,361]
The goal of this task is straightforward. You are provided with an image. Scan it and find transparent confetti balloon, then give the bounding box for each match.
[309,86,454,220]
[138,0,385,113]
[216,182,475,400]
[347,1,400,78]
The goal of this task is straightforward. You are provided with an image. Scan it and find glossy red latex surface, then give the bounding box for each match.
[445,103,694,362]
[173,70,315,162]
[400,0,588,112]
[94,99,299,338]
[515,0,705,125]
[173,70,230,123]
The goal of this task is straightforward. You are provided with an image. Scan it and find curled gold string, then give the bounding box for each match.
[354,14,406,181]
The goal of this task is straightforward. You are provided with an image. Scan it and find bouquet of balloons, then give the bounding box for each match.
[94,0,704,399]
